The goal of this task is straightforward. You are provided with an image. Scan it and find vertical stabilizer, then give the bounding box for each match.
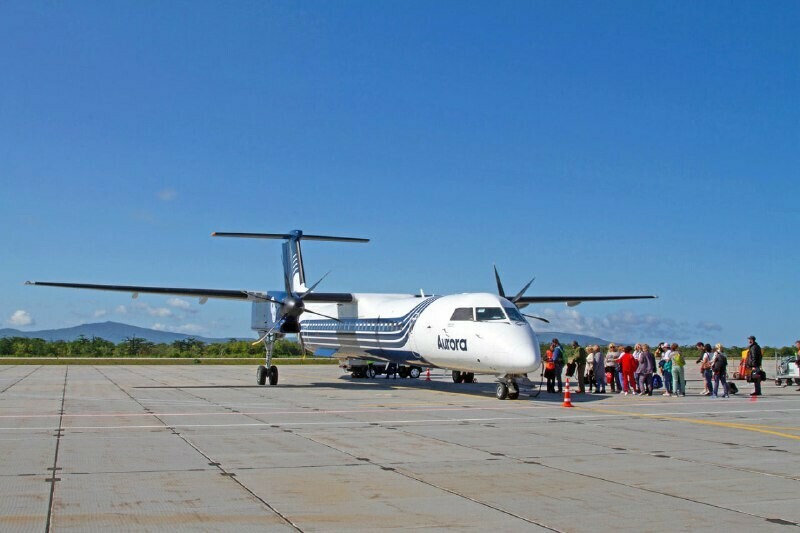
[282,230,307,293]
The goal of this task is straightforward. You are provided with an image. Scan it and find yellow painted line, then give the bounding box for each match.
[575,405,800,441]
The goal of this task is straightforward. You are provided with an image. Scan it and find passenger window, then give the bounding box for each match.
[450,308,474,321]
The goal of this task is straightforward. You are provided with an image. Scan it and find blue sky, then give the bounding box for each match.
[1,1,798,346]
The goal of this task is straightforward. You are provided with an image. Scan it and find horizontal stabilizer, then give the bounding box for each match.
[212,232,369,243]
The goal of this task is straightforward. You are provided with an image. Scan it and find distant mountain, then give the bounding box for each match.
[0,321,612,348]
[0,321,246,344]
[536,331,614,347]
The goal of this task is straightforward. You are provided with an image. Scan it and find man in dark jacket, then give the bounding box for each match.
[571,341,588,393]
[746,335,763,396]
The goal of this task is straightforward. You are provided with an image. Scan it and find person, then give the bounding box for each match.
[544,346,556,393]
[661,343,674,396]
[585,348,596,393]
[796,340,800,392]
[746,335,763,396]
[670,343,686,396]
[633,343,643,393]
[694,341,711,396]
[552,338,565,393]
[618,346,637,395]
[638,343,656,396]
[604,343,620,393]
[699,343,713,396]
[571,341,588,393]
[711,343,729,398]
[592,345,605,393]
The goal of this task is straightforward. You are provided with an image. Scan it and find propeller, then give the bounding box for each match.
[252,271,341,342]
[493,265,548,323]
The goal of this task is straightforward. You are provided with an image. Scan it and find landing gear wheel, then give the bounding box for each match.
[464,373,475,383]
[508,382,519,400]
[775,378,782,386]
[452,370,462,383]
[398,367,409,379]
[257,365,267,385]
[409,367,421,379]
[366,366,376,379]
[268,365,279,386]
[496,382,509,400]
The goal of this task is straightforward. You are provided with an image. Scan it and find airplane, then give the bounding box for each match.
[26,230,656,400]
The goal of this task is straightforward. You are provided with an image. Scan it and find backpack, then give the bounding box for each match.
[728,382,738,394]
[712,354,727,372]
[652,374,663,389]
[672,352,685,367]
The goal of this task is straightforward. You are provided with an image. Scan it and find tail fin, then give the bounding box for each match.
[211,230,369,294]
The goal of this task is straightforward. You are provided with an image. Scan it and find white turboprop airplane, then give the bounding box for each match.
[27,230,655,400]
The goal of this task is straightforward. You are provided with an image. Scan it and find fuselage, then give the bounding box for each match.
[296,292,541,376]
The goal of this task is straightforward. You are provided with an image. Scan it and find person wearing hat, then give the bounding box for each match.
[746,335,763,396]
[571,341,588,393]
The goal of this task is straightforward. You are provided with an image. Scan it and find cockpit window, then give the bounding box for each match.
[475,307,506,321]
[450,308,474,321]
[504,306,526,322]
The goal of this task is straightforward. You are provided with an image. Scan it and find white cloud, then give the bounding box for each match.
[151,323,207,336]
[167,298,191,310]
[530,307,721,344]
[8,310,34,327]
[115,305,128,315]
[157,188,177,201]
[93,309,109,318]
[175,323,206,335]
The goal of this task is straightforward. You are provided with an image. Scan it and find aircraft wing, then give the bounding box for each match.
[25,281,357,303]
[25,281,254,300]
[514,295,657,307]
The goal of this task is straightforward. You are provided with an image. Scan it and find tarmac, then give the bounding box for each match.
[1,363,799,532]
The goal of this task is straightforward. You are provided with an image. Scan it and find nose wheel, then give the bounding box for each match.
[495,377,521,400]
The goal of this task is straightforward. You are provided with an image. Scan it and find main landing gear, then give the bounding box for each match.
[451,370,476,383]
[495,374,526,400]
[256,333,279,386]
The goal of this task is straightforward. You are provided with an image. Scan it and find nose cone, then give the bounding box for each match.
[503,325,541,373]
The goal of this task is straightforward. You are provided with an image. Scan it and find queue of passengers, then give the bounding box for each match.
[542,336,766,398]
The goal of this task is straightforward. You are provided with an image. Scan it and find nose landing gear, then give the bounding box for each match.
[496,375,523,400]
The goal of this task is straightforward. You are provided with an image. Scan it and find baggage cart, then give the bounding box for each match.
[774,354,800,386]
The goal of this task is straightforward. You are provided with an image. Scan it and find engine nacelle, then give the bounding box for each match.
[251,301,280,332]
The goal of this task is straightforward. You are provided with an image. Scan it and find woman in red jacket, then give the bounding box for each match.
[618,346,638,395]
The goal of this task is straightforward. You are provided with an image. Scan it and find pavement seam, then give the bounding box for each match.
[45,366,68,533]
[0,365,42,394]
[95,366,304,532]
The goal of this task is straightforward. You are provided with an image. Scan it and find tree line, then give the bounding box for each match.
[0,335,305,358]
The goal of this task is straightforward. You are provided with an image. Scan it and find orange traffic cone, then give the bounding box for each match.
[562,377,573,407]
[425,368,431,381]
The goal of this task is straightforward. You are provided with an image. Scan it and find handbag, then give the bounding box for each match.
[566,362,577,377]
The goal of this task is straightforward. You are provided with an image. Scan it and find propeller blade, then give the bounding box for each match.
[523,314,550,324]
[304,309,342,322]
[493,265,506,298]
[301,271,330,297]
[511,277,535,304]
